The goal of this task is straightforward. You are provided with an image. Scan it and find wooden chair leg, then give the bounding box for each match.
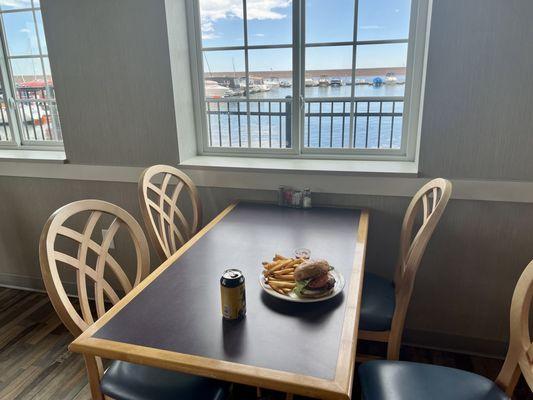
[256,387,262,399]
[84,355,104,400]
[285,394,293,400]
[386,329,401,360]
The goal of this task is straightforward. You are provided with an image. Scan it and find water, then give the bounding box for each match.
[206,76,405,149]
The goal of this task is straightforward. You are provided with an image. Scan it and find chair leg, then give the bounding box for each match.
[285,394,293,400]
[84,355,104,400]
[386,329,401,360]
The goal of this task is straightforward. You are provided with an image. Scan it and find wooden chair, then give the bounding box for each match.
[358,259,533,399]
[138,165,202,261]
[39,199,227,400]
[358,178,452,360]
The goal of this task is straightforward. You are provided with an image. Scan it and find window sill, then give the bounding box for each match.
[180,156,419,176]
[0,149,67,163]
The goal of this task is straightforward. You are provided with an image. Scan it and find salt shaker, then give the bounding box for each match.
[292,190,302,208]
[278,185,285,206]
[302,188,312,209]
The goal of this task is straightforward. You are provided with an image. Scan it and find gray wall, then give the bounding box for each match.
[419,0,533,180]
[42,0,179,166]
[1,0,532,356]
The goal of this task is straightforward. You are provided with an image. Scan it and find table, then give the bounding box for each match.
[70,202,369,399]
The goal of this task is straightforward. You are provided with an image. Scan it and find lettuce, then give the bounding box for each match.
[293,278,312,297]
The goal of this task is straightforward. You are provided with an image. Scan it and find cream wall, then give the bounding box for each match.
[1,0,532,356]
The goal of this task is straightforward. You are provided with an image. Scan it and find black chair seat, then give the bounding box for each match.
[359,361,509,400]
[359,273,395,331]
[101,360,229,400]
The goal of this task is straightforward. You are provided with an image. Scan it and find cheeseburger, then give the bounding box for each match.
[293,259,335,298]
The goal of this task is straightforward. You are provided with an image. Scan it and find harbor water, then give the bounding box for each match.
[206,76,406,149]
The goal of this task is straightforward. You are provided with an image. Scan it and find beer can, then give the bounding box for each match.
[220,269,246,320]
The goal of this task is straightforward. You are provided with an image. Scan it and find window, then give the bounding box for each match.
[0,0,62,149]
[188,0,429,160]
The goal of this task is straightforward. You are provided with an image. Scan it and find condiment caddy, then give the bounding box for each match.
[278,186,312,208]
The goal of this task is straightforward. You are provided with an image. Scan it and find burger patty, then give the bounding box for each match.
[308,272,335,289]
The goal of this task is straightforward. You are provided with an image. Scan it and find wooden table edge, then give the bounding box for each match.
[70,337,347,399]
[70,203,368,400]
[334,209,369,397]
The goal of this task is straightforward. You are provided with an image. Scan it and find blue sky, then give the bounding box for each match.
[0,0,50,79]
[0,1,48,78]
[201,0,411,73]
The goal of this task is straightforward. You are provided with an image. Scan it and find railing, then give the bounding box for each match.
[0,101,10,142]
[17,98,62,142]
[0,86,62,144]
[206,98,291,148]
[0,98,62,143]
[205,96,403,150]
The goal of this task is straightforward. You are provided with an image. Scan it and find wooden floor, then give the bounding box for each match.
[0,287,531,400]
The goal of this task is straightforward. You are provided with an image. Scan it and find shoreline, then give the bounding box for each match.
[205,67,406,79]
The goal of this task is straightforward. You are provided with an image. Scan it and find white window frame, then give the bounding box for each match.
[0,0,62,151]
[187,0,431,161]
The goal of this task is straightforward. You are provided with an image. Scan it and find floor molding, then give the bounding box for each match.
[0,272,77,296]
[1,161,533,203]
[403,328,507,359]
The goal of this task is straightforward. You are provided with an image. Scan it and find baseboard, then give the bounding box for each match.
[0,273,509,359]
[403,328,508,359]
[0,272,78,296]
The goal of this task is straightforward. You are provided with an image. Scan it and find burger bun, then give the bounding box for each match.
[294,259,330,281]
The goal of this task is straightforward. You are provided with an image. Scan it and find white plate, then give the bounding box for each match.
[259,269,345,303]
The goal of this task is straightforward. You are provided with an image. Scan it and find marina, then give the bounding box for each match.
[203,69,406,150]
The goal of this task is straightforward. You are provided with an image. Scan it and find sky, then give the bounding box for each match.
[201,0,411,73]
[0,0,48,78]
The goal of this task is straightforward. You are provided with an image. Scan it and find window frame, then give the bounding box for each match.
[187,0,431,161]
[0,1,63,151]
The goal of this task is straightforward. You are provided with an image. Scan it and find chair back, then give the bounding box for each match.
[394,178,452,291]
[496,259,533,395]
[388,178,452,350]
[39,200,150,337]
[138,165,202,260]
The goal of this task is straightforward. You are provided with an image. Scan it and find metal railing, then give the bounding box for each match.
[17,98,62,142]
[205,96,403,150]
[0,85,62,143]
[206,98,291,149]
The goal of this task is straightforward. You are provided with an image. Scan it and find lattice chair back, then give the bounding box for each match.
[496,259,533,395]
[385,178,452,360]
[138,165,202,261]
[39,200,150,337]
[394,178,452,290]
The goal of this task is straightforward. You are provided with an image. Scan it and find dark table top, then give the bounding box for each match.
[88,202,365,386]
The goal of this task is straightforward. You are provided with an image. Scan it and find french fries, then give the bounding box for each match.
[262,254,304,296]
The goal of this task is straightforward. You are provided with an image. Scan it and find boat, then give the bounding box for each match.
[318,76,330,87]
[330,78,342,87]
[256,84,271,92]
[354,78,369,85]
[205,80,231,98]
[279,80,292,88]
[372,77,384,87]
[385,72,398,85]
[305,78,319,87]
[263,77,280,88]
